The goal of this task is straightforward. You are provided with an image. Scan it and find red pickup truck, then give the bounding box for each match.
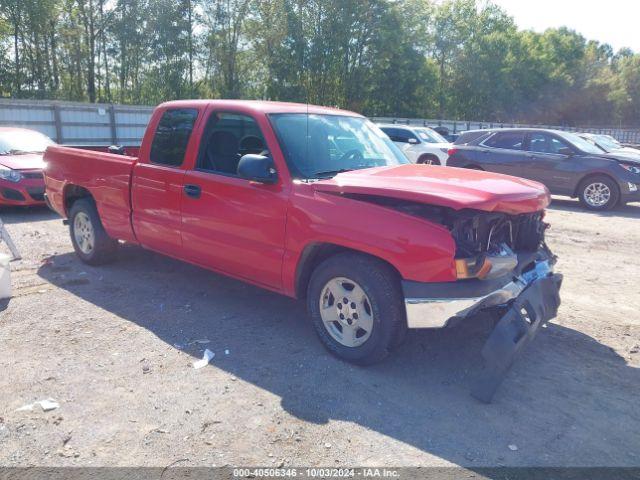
[44,100,562,400]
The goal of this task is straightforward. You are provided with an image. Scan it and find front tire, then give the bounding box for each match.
[307,253,406,365]
[578,175,619,211]
[69,198,118,265]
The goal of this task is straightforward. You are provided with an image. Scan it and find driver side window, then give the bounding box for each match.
[197,112,269,176]
[528,133,570,154]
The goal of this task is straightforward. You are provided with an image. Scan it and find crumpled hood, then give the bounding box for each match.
[0,153,46,170]
[313,164,550,215]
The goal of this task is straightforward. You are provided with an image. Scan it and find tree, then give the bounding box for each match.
[0,0,638,128]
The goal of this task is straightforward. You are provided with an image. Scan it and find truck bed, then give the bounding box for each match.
[44,145,139,243]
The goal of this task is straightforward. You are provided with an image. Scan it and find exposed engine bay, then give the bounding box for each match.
[441,209,547,258]
[344,193,548,258]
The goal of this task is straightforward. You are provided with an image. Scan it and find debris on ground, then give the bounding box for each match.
[16,398,60,412]
[2,205,639,467]
[193,349,215,369]
[508,444,518,451]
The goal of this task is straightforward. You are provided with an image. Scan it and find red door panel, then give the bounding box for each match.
[131,105,204,255]
[180,171,288,290]
[131,163,185,253]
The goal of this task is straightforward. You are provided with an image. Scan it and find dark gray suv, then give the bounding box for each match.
[447,128,640,210]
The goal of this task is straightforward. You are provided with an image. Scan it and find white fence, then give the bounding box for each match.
[0,99,153,146]
[1,99,639,146]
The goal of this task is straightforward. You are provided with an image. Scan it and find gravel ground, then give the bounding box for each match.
[0,198,639,468]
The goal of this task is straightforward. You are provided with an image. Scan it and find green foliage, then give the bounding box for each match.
[0,0,639,126]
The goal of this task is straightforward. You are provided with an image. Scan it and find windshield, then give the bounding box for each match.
[0,130,55,155]
[580,135,607,152]
[269,114,408,178]
[594,135,620,151]
[557,131,604,155]
[416,128,448,144]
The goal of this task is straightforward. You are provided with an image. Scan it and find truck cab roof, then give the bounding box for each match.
[155,99,363,117]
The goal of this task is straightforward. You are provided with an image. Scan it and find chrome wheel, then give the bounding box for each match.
[73,212,95,254]
[583,182,611,208]
[319,277,374,348]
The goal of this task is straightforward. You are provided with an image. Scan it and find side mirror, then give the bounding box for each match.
[558,147,574,157]
[408,137,419,144]
[108,145,126,155]
[238,154,278,184]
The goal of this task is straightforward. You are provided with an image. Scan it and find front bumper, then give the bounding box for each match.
[403,251,557,329]
[0,173,46,206]
[471,271,562,402]
[621,181,640,202]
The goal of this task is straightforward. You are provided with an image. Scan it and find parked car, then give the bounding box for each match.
[0,127,54,207]
[378,124,451,165]
[448,128,640,211]
[577,132,640,156]
[431,125,460,143]
[44,100,562,401]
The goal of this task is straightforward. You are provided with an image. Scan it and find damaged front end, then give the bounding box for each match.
[389,199,550,281]
[355,196,563,403]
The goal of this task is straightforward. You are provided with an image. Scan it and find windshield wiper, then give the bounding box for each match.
[311,162,387,179]
[311,168,354,178]
[0,149,32,155]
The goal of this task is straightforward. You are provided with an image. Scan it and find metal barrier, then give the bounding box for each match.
[1,99,638,146]
[0,99,153,146]
[372,117,640,145]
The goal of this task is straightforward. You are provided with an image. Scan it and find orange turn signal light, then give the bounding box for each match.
[455,257,492,280]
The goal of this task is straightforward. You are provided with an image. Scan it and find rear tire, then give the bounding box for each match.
[417,154,440,165]
[307,253,406,365]
[578,175,619,211]
[69,198,118,265]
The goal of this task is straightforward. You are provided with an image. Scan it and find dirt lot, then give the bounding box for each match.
[0,198,639,469]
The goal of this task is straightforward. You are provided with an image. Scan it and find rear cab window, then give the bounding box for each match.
[483,131,525,150]
[150,108,199,167]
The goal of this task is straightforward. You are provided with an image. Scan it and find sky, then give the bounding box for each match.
[491,0,640,52]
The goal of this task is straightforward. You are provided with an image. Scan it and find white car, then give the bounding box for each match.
[577,133,640,157]
[378,124,451,165]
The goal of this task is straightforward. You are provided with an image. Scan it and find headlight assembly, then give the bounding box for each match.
[620,163,640,175]
[0,165,23,183]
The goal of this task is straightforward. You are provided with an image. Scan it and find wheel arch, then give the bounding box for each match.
[294,242,401,300]
[63,184,94,216]
[417,153,440,165]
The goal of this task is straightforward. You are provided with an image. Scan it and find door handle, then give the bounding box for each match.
[184,184,201,199]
